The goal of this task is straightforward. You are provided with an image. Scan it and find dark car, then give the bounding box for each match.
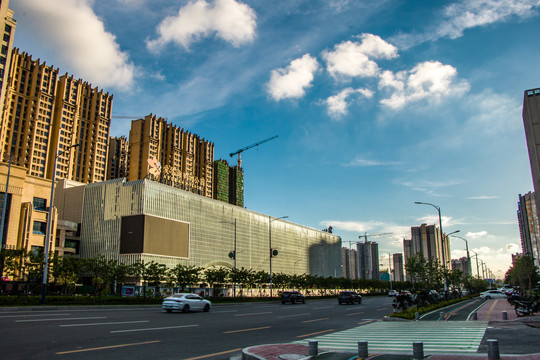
[280,291,306,304]
[338,291,362,304]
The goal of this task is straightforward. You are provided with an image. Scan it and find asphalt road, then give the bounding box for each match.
[0,295,395,360]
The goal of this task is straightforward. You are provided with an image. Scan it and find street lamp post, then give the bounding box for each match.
[42,143,79,305]
[222,219,237,296]
[470,251,481,279]
[414,202,450,291]
[269,215,288,298]
[450,234,471,276]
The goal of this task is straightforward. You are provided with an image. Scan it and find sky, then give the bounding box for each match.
[10,0,540,279]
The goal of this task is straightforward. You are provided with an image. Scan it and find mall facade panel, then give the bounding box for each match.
[80,178,342,276]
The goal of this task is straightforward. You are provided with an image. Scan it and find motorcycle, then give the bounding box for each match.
[514,299,540,317]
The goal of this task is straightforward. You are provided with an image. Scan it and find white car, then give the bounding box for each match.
[388,290,397,297]
[479,290,507,299]
[162,293,212,313]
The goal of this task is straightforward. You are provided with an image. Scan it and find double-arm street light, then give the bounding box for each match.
[269,215,288,298]
[42,143,79,305]
[414,201,451,291]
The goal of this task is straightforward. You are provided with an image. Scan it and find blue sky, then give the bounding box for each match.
[11,0,540,278]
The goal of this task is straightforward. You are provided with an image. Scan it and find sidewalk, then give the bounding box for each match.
[242,299,540,360]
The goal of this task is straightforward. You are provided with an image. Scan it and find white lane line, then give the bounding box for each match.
[303,318,328,323]
[110,324,198,333]
[60,320,150,327]
[313,306,333,310]
[234,312,272,317]
[276,313,310,319]
[16,316,106,323]
[213,310,239,313]
[0,313,71,318]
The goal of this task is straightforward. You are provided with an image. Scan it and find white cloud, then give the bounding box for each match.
[16,0,135,91]
[466,231,489,239]
[415,215,463,228]
[438,0,540,39]
[464,91,522,134]
[146,0,256,51]
[379,61,470,110]
[322,34,398,79]
[326,87,373,118]
[267,54,319,101]
[468,195,499,200]
[344,155,400,167]
[320,220,386,233]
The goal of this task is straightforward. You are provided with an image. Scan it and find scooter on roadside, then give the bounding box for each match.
[514,299,540,317]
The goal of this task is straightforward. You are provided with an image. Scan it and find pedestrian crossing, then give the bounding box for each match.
[296,320,488,354]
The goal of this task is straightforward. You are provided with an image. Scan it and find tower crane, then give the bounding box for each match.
[358,232,392,242]
[229,135,278,168]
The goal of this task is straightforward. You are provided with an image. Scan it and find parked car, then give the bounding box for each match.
[388,290,397,297]
[338,291,362,304]
[280,291,306,304]
[162,293,212,313]
[480,290,507,299]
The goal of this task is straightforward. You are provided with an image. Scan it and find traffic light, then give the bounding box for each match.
[271,249,278,257]
[228,251,236,259]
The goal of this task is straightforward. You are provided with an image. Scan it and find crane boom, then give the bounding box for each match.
[229,135,278,168]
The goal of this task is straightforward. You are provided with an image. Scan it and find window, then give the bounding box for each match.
[32,221,47,235]
[33,197,47,211]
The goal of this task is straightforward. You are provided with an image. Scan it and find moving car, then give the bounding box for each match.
[162,293,212,313]
[338,291,362,304]
[388,290,397,297]
[479,290,507,299]
[280,291,306,304]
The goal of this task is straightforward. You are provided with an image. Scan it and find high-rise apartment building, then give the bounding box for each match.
[0,49,112,183]
[517,192,540,267]
[0,0,16,125]
[357,240,379,280]
[410,223,451,269]
[127,114,214,198]
[392,253,404,282]
[403,238,413,281]
[341,247,358,279]
[451,257,471,276]
[523,88,540,219]
[107,136,129,180]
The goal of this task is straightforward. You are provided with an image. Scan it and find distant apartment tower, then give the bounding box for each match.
[517,192,540,267]
[411,223,450,268]
[357,240,379,280]
[0,49,112,182]
[403,239,413,281]
[107,136,129,180]
[127,114,214,198]
[392,253,404,282]
[451,257,471,276]
[341,247,358,279]
[213,159,244,206]
[0,0,16,123]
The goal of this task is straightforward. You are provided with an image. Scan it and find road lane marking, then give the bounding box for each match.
[376,308,387,311]
[234,312,272,317]
[16,316,106,322]
[297,329,335,338]
[183,348,243,360]
[0,313,71,318]
[357,320,373,325]
[60,320,150,327]
[347,312,364,316]
[313,306,333,310]
[213,310,239,313]
[276,313,310,319]
[303,318,328,323]
[110,324,198,333]
[224,326,271,334]
[56,340,160,354]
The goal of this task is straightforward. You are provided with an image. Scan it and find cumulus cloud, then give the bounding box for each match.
[326,87,373,118]
[16,0,135,90]
[146,0,256,51]
[322,33,398,79]
[466,231,489,239]
[267,54,319,101]
[379,61,470,109]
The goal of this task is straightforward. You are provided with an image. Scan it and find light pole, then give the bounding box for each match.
[221,219,237,296]
[0,154,13,279]
[42,143,79,305]
[450,234,471,276]
[470,251,481,279]
[414,201,450,291]
[269,215,288,298]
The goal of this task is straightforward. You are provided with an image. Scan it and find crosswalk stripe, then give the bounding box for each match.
[296,321,488,354]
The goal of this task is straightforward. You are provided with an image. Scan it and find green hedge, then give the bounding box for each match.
[389,295,476,320]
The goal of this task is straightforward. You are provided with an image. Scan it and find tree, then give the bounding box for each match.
[52,255,80,295]
[169,264,202,292]
[145,261,168,296]
[505,255,539,292]
[405,254,428,288]
[204,267,229,298]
